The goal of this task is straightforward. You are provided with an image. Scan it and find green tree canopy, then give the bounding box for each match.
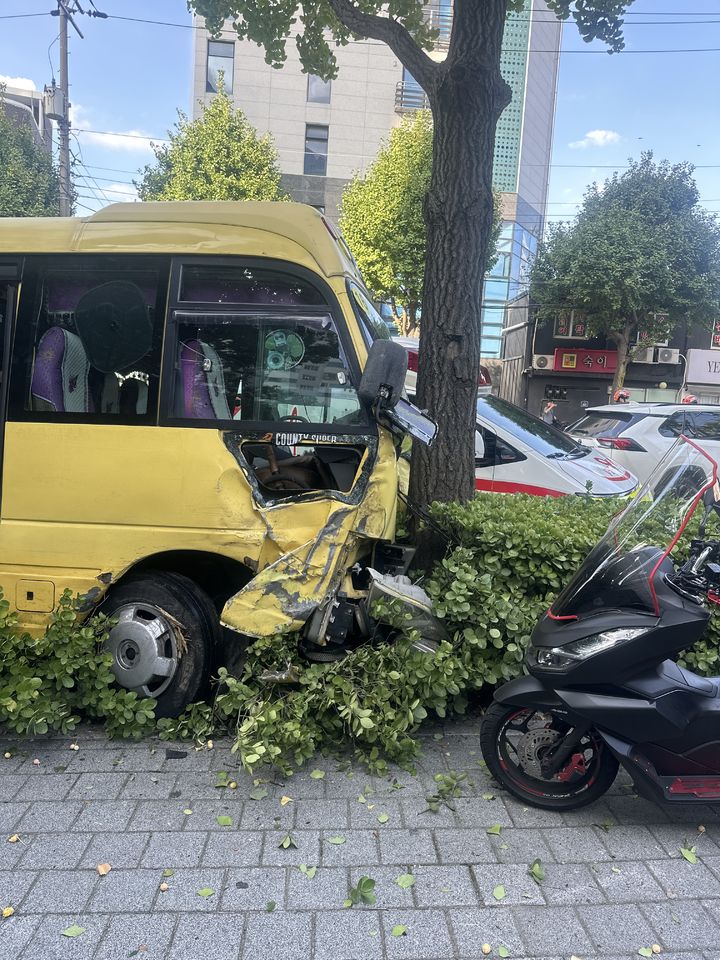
[0,92,60,217]
[340,111,501,337]
[530,154,720,391]
[340,112,432,337]
[190,0,633,514]
[136,85,287,202]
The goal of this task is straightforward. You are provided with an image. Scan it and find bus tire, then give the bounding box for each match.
[102,571,219,718]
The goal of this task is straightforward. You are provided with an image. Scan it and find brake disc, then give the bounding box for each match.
[516,728,562,777]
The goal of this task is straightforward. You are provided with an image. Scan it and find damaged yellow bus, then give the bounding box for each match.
[0,202,435,715]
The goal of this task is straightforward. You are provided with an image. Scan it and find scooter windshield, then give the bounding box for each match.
[551,437,719,620]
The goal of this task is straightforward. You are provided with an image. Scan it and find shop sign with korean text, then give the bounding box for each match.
[553,348,618,374]
[687,349,720,386]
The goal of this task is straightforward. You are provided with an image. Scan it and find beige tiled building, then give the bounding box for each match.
[191,2,562,356]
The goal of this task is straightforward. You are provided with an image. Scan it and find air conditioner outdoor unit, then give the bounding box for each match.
[657,347,680,364]
[633,347,656,364]
[532,354,555,370]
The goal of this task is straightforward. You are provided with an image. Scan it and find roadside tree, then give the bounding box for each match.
[341,111,501,338]
[189,0,631,513]
[340,112,431,337]
[530,155,720,393]
[136,86,287,202]
[0,91,61,217]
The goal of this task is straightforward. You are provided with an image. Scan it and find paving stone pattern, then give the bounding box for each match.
[1,719,720,959]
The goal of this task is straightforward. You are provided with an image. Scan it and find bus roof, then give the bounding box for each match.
[0,201,358,279]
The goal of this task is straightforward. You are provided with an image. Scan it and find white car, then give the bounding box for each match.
[567,402,720,484]
[475,397,638,497]
[395,336,493,397]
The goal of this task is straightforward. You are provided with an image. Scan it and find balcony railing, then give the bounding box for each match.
[395,81,431,112]
[426,4,452,49]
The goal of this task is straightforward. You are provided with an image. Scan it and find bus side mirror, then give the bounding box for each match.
[358,340,407,411]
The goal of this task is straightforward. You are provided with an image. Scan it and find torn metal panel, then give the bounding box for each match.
[221,430,399,638]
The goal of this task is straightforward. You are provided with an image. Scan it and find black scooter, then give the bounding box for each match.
[481,436,720,810]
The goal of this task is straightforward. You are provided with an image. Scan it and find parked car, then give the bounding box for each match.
[567,402,720,484]
[396,336,493,397]
[475,396,638,497]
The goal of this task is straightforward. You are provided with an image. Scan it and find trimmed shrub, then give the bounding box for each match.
[0,590,156,739]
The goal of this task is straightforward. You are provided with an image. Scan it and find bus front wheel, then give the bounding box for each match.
[102,571,218,718]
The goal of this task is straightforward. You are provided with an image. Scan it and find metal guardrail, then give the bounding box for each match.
[395,81,431,112]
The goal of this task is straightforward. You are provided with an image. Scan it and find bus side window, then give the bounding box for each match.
[14,256,168,421]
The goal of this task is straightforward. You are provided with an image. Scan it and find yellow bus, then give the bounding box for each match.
[0,201,433,716]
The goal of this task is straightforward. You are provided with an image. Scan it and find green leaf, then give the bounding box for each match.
[162,869,174,877]
[266,900,276,913]
[183,809,193,815]
[249,786,268,801]
[62,925,86,938]
[377,813,389,824]
[680,846,698,864]
[197,888,215,898]
[493,884,506,901]
[310,769,325,779]
[528,858,545,885]
[327,835,346,845]
[391,925,407,937]
[638,949,653,958]
[482,792,495,800]
[279,834,297,849]
[498,948,510,959]
[395,873,415,889]
[487,824,502,836]
[216,815,232,826]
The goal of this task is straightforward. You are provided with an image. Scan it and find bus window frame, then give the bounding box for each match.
[0,262,20,508]
[160,256,374,437]
[7,254,172,426]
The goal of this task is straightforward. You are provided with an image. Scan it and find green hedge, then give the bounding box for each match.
[0,591,156,739]
[4,492,720,770]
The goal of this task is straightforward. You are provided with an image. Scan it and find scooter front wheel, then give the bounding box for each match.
[480,702,619,810]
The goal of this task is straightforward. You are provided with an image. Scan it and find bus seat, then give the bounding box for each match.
[31,327,91,413]
[178,340,231,419]
[119,377,148,416]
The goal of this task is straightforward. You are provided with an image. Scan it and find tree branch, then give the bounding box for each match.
[325,0,438,91]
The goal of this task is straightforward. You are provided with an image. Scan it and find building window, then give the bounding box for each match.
[206,40,234,93]
[304,124,329,176]
[554,311,588,339]
[307,75,331,104]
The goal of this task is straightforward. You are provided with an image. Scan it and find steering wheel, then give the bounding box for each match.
[279,414,309,423]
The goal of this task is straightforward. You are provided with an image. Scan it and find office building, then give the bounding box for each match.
[192,1,561,356]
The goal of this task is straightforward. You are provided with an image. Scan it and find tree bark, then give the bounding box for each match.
[610,328,632,393]
[409,0,511,512]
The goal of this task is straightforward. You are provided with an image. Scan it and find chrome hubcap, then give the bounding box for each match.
[106,603,179,698]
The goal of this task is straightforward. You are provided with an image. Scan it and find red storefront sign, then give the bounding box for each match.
[553,348,618,374]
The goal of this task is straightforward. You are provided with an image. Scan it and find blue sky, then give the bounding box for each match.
[1,0,720,221]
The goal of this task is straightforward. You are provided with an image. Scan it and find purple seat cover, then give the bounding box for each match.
[180,340,216,418]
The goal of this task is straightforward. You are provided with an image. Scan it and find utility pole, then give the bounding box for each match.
[52,1,86,216]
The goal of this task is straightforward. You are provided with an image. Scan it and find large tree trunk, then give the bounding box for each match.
[408,0,511,515]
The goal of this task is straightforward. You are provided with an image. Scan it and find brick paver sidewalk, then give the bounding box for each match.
[1,717,720,960]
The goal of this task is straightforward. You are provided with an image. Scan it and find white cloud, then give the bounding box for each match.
[103,182,139,202]
[569,129,621,150]
[0,75,37,91]
[70,103,157,153]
